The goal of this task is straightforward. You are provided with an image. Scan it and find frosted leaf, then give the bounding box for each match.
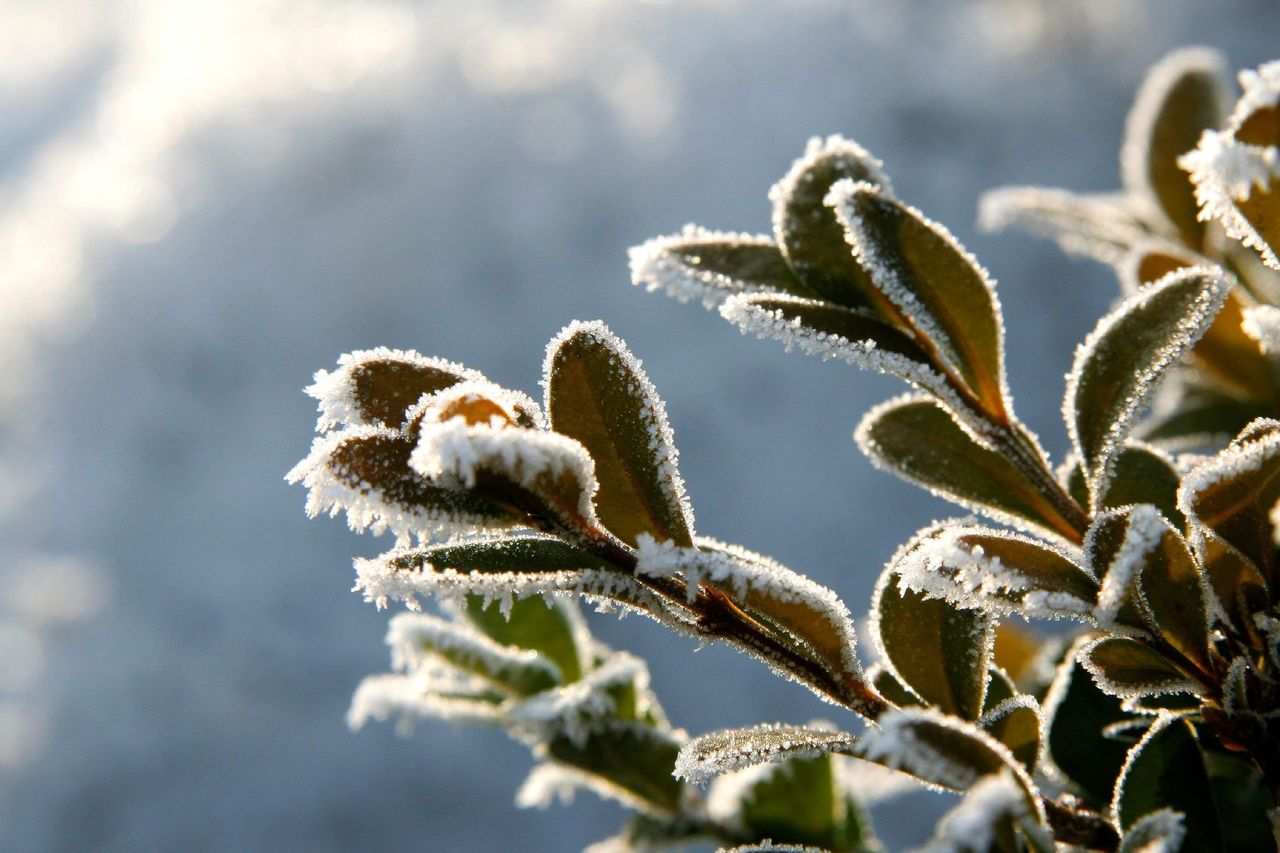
[717,845,826,852]
[516,762,590,810]
[769,135,892,308]
[857,708,1041,818]
[636,535,865,694]
[510,652,648,746]
[1120,47,1229,248]
[1115,240,1200,296]
[976,696,1042,772]
[353,539,696,634]
[915,771,1050,853]
[827,179,1010,421]
[871,562,993,721]
[305,347,487,432]
[1242,305,1280,354]
[286,426,515,540]
[1180,131,1280,269]
[1065,266,1230,503]
[891,523,1097,622]
[628,225,815,309]
[1118,809,1186,853]
[1079,636,1199,699]
[720,292,986,440]
[410,417,599,527]
[544,320,695,548]
[857,394,1081,541]
[674,723,855,786]
[346,673,506,734]
[384,611,561,695]
[1112,715,1219,848]
[540,721,686,817]
[978,186,1154,263]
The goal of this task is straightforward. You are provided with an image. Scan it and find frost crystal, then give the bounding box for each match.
[515,763,587,810]
[410,418,599,521]
[509,652,647,745]
[346,673,506,735]
[628,225,785,308]
[1228,60,1280,134]
[1094,505,1166,630]
[892,525,1094,621]
[674,723,855,786]
[1243,305,1280,354]
[1180,131,1280,268]
[768,134,893,224]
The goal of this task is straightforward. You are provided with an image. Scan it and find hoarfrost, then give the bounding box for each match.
[674,722,855,786]
[978,186,1151,263]
[346,673,505,734]
[1228,60,1280,135]
[410,417,599,521]
[768,134,893,228]
[1079,636,1200,699]
[406,378,546,432]
[509,652,647,745]
[628,225,786,309]
[1178,424,1280,523]
[305,347,486,432]
[1180,131,1280,268]
[516,762,587,809]
[1242,305,1280,354]
[891,524,1094,621]
[1118,809,1186,853]
[1094,505,1166,630]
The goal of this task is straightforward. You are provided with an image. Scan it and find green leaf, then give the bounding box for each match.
[1067,266,1230,503]
[1180,420,1280,586]
[857,396,1081,540]
[628,228,820,308]
[1044,638,1132,807]
[873,569,992,720]
[1080,637,1199,698]
[868,663,923,708]
[735,754,874,852]
[979,186,1155,263]
[463,596,584,683]
[832,182,1009,420]
[675,723,856,786]
[1141,395,1271,449]
[1114,716,1222,852]
[978,696,1041,772]
[771,135,890,309]
[545,320,694,548]
[1205,751,1274,851]
[1122,48,1228,250]
[545,721,686,816]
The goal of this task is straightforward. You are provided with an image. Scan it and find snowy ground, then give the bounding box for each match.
[1,1,1278,850]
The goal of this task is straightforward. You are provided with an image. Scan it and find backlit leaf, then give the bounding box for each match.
[733,754,873,852]
[978,696,1041,772]
[545,721,686,816]
[1066,266,1230,503]
[545,320,694,547]
[872,568,992,720]
[830,181,1009,420]
[857,395,1081,540]
[979,186,1154,263]
[1113,716,1222,851]
[675,724,856,786]
[1080,636,1199,698]
[1043,638,1131,807]
[1065,442,1184,527]
[385,612,561,695]
[464,595,585,683]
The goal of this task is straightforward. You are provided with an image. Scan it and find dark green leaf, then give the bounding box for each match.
[1066,442,1185,528]
[675,724,856,786]
[1045,639,1132,807]
[857,396,1081,540]
[1067,267,1229,503]
[546,321,694,548]
[737,754,873,851]
[1080,637,1198,698]
[874,569,992,720]
[1115,716,1222,851]
[771,136,889,309]
[1205,751,1274,851]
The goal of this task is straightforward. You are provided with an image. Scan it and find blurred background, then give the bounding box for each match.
[1,0,1278,850]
